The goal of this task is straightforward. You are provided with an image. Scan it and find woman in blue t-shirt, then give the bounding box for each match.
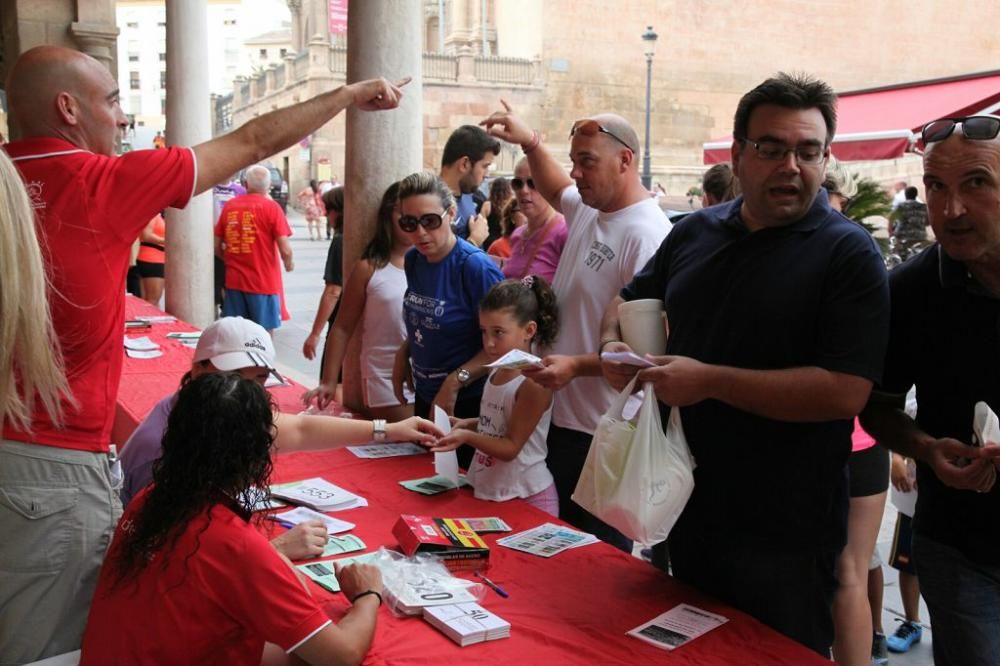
[392,172,503,433]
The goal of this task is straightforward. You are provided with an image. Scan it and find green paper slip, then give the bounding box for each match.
[399,474,469,495]
[297,552,378,593]
[321,534,366,558]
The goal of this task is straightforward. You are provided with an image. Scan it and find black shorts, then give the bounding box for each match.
[136,260,164,279]
[848,443,890,498]
[889,512,916,575]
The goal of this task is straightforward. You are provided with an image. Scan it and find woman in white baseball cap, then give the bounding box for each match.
[119,316,442,560]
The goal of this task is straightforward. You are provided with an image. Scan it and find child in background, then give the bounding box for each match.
[429,276,559,516]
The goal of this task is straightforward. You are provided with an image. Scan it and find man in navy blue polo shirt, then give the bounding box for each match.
[860,115,1000,666]
[599,73,889,656]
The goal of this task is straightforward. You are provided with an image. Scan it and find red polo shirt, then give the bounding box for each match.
[2,138,196,452]
[81,493,332,664]
[214,193,291,295]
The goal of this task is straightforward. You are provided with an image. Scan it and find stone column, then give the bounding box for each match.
[341,0,423,413]
[287,0,303,52]
[164,0,215,328]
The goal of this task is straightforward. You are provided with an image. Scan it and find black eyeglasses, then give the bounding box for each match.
[570,119,636,152]
[398,212,445,233]
[737,137,827,165]
[511,177,535,191]
[922,116,1000,144]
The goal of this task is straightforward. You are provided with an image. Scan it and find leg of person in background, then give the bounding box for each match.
[887,511,923,654]
[141,276,164,307]
[868,554,888,665]
[833,443,889,666]
[832,491,887,665]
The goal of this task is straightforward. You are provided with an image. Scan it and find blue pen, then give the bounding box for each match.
[275,519,295,529]
[475,571,509,598]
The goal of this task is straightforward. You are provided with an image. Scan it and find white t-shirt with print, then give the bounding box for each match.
[550,187,670,434]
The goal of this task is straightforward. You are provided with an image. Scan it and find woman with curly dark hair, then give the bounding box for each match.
[82,373,385,665]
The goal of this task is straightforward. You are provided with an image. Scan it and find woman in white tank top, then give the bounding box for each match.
[304,183,414,421]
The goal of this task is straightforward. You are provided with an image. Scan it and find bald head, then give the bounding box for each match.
[7,46,126,155]
[591,113,641,160]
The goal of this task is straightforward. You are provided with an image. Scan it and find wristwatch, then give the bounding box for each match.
[372,418,387,442]
[456,367,472,386]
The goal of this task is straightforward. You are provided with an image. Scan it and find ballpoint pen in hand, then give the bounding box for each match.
[475,571,509,598]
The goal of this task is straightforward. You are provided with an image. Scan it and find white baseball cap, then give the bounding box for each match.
[194,317,281,380]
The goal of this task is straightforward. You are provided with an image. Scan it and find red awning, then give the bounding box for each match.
[703,71,1000,163]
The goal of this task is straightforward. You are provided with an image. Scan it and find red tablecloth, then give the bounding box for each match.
[114,296,309,446]
[270,449,829,666]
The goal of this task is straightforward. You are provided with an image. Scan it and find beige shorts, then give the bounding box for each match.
[0,439,122,664]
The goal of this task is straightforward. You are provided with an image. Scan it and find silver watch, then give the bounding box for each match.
[456,368,472,386]
[372,418,387,442]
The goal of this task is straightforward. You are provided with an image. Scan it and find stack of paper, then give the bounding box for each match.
[346,442,427,458]
[297,552,377,593]
[270,477,366,511]
[385,577,479,615]
[423,602,511,646]
[124,335,162,359]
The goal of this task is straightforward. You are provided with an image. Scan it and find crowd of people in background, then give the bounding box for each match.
[2,41,999,666]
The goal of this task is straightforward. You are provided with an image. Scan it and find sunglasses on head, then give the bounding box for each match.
[511,177,535,190]
[570,119,636,152]
[398,212,445,233]
[922,116,1000,144]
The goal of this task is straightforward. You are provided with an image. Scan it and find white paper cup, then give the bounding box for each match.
[618,299,667,357]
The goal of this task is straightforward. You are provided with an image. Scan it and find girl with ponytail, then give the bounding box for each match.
[427,275,560,515]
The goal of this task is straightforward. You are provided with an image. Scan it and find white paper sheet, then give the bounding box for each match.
[124,335,160,351]
[269,506,355,534]
[600,351,656,368]
[347,442,427,459]
[627,604,728,651]
[484,349,545,370]
[433,406,460,486]
[125,348,163,359]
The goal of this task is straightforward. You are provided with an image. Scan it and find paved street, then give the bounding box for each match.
[271,206,329,388]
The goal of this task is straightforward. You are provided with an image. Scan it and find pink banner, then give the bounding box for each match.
[328,0,348,34]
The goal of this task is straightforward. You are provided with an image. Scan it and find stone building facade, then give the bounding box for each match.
[228,0,1000,195]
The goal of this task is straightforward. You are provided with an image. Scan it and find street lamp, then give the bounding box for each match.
[641,25,658,191]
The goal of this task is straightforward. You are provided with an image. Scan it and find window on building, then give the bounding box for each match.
[224,18,237,26]
[258,48,268,60]
[161,98,167,115]
[130,72,140,90]
[157,21,166,28]
[279,48,288,58]
[126,21,138,29]
[128,53,139,63]
[159,52,166,62]
[160,71,167,89]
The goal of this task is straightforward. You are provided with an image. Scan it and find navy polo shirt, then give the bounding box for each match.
[877,245,1000,565]
[622,190,889,549]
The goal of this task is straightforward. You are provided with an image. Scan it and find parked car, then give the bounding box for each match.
[238,163,288,212]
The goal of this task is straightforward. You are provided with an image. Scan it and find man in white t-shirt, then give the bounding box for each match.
[481,101,670,552]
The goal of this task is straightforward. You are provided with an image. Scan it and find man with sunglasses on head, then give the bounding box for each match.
[599,73,889,657]
[481,100,670,554]
[860,114,1000,666]
[439,125,501,248]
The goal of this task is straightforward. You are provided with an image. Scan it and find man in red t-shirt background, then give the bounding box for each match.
[0,44,406,663]
[215,164,294,332]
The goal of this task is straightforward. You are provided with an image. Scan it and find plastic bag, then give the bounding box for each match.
[373,549,486,617]
[572,377,696,546]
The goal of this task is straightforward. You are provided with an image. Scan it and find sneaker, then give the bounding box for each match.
[886,620,922,653]
[871,632,888,665]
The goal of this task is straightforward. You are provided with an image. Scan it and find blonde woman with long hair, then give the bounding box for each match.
[0,149,69,431]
